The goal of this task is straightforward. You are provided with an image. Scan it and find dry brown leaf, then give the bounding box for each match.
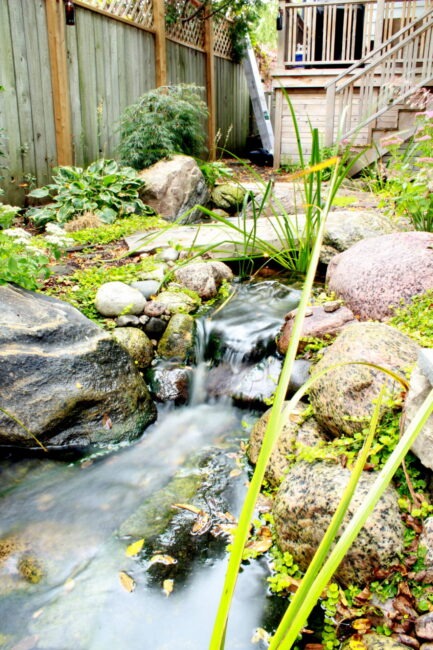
[191,512,212,536]
[119,571,136,592]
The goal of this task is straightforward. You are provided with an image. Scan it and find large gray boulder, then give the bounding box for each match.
[138,155,209,223]
[309,322,419,437]
[273,461,405,586]
[0,285,156,449]
[327,232,433,320]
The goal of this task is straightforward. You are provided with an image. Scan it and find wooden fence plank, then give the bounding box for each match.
[46,0,73,165]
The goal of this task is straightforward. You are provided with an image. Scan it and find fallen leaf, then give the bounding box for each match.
[191,511,212,536]
[229,468,242,478]
[245,526,273,554]
[75,382,83,389]
[352,618,372,634]
[163,579,174,596]
[149,554,177,566]
[125,539,144,557]
[119,571,136,592]
[172,503,202,515]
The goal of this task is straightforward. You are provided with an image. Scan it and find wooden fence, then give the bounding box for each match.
[0,0,250,204]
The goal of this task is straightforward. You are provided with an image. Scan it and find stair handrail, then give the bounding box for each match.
[324,5,433,91]
[324,7,433,145]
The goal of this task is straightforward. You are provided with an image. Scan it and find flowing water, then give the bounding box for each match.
[0,280,300,650]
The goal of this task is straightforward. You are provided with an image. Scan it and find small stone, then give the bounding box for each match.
[420,644,433,650]
[174,261,233,300]
[131,280,160,299]
[95,282,146,317]
[144,301,168,318]
[156,247,179,263]
[138,265,167,283]
[148,367,191,403]
[144,317,167,339]
[138,315,150,325]
[323,300,341,313]
[116,315,140,327]
[154,290,200,315]
[416,612,433,640]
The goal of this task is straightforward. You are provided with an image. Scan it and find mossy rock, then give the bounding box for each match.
[157,313,195,361]
[211,183,248,213]
[112,327,154,369]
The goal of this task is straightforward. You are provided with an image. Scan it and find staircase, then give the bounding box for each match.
[324,5,433,172]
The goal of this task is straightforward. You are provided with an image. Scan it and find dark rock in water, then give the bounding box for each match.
[0,284,156,450]
[144,316,167,338]
[148,366,191,403]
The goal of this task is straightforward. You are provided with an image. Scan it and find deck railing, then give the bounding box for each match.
[278,0,432,68]
[324,6,433,144]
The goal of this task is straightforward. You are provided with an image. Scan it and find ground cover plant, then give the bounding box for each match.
[26,159,153,227]
[118,84,208,170]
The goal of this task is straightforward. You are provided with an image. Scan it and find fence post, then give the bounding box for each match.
[204,16,216,160]
[45,0,73,165]
[153,0,167,87]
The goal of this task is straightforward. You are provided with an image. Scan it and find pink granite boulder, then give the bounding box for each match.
[326,232,433,321]
[277,303,356,355]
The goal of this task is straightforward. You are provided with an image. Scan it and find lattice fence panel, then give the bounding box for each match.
[82,0,154,29]
[213,16,233,58]
[165,0,205,49]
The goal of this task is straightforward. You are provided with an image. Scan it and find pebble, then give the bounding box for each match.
[144,317,167,338]
[416,613,433,640]
[116,315,140,327]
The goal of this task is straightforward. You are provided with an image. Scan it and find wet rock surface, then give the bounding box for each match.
[273,461,405,586]
[157,313,196,362]
[112,327,154,369]
[309,322,418,437]
[327,232,433,320]
[0,285,156,449]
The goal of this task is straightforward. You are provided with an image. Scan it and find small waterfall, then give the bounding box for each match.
[188,317,212,406]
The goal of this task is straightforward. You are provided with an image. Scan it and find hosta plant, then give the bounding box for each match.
[26,159,153,228]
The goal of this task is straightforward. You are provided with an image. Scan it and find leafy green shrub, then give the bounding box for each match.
[199,160,233,188]
[0,234,58,290]
[118,84,208,170]
[378,108,433,231]
[0,204,20,229]
[26,159,152,228]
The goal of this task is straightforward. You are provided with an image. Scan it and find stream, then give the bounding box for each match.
[0,280,301,650]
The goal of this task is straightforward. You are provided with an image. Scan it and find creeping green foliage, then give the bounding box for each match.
[26,159,153,227]
[46,258,157,324]
[68,214,166,246]
[389,290,433,347]
[0,233,58,289]
[118,84,208,170]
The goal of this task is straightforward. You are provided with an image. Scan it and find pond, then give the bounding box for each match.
[0,279,301,650]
